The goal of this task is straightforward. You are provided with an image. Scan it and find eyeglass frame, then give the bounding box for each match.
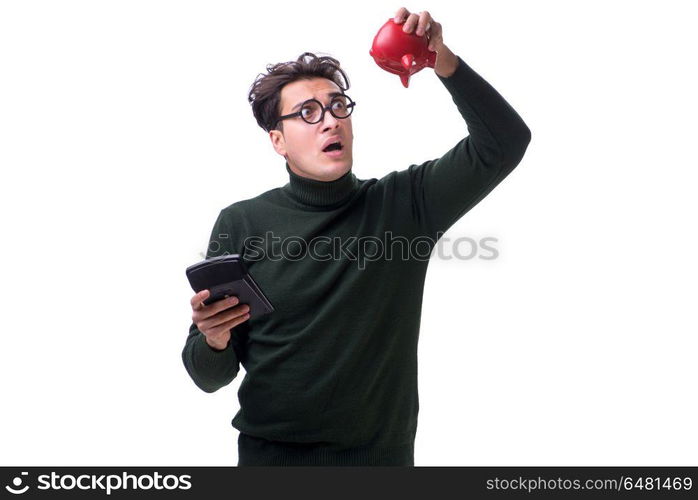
[275,93,356,127]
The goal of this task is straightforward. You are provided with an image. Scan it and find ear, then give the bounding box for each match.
[269,129,287,157]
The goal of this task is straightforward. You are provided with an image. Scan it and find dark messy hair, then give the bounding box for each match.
[248,52,350,133]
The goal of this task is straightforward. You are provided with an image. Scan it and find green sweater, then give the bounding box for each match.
[182,55,531,465]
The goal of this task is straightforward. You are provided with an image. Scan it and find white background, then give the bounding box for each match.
[1,0,696,466]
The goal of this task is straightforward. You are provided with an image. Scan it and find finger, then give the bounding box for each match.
[430,21,442,38]
[416,11,432,36]
[428,22,443,50]
[193,294,240,322]
[206,303,251,330]
[394,7,409,23]
[208,309,251,336]
[402,12,420,33]
[190,289,210,311]
[207,294,241,317]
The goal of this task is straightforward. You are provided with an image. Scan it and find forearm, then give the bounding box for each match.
[405,54,531,239]
[181,323,240,393]
[438,54,531,165]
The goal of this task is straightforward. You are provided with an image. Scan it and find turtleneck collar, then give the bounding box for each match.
[281,162,359,208]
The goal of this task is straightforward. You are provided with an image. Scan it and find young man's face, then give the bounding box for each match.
[270,77,354,182]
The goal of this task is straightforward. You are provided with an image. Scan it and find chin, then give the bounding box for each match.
[291,155,352,182]
[317,160,352,180]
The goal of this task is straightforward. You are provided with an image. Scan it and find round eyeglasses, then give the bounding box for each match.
[276,94,356,126]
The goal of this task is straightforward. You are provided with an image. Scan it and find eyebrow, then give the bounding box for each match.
[290,91,344,112]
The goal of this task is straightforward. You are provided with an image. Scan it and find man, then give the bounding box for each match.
[182,7,531,466]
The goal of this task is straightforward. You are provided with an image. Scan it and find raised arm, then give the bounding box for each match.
[395,8,532,240]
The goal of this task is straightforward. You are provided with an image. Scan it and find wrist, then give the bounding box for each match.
[434,45,458,78]
[205,336,228,351]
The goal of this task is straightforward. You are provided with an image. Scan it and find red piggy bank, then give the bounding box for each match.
[369,18,437,88]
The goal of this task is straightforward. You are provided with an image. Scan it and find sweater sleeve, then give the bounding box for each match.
[181,208,249,393]
[407,55,531,241]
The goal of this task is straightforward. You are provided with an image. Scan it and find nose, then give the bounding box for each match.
[320,108,341,131]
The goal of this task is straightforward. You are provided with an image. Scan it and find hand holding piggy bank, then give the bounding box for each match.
[369,8,449,87]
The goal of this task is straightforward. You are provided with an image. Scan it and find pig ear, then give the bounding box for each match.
[401,53,415,70]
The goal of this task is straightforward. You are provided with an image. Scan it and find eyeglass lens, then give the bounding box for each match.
[300,96,352,124]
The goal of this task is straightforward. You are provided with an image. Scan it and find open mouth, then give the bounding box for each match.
[322,141,344,154]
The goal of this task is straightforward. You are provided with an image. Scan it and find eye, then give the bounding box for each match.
[300,101,321,121]
[331,98,347,112]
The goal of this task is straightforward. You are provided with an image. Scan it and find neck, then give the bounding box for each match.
[282,162,359,208]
